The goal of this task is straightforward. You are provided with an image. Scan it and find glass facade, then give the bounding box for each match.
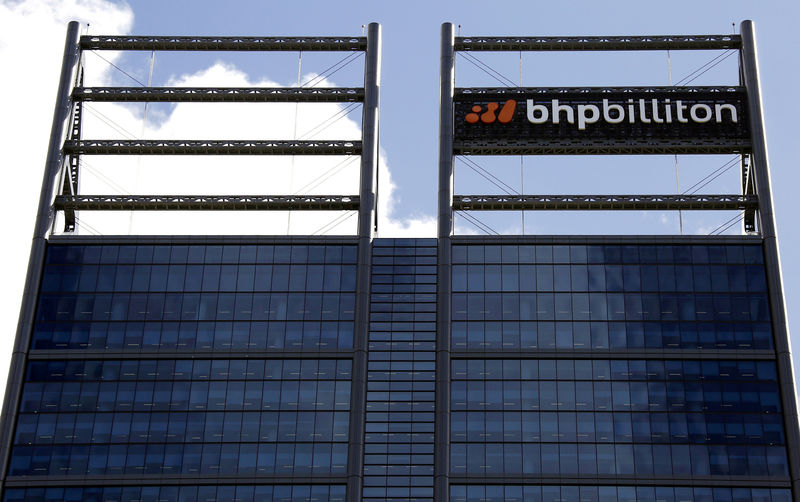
[450,358,786,476]
[11,358,351,476]
[5,242,357,499]
[451,243,771,351]
[33,243,357,351]
[363,239,437,502]
[449,242,792,499]
[5,485,346,502]
[0,239,795,501]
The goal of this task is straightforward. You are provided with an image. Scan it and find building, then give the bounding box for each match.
[0,20,797,502]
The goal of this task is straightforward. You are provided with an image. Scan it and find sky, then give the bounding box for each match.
[1,0,799,397]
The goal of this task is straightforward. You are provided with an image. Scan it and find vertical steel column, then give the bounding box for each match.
[435,21,455,502]
[348,22,380,502]
[740,19,800,499]
[358,22,381,243]
[0,21,80,489]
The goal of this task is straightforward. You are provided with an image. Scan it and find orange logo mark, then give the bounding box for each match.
[465,99,517,124]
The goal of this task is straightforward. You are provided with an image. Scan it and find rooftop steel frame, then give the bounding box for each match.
[54,30,378,233]
[442,27,760,236]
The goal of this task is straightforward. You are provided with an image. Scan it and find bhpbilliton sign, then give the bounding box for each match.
[454,87,750,154]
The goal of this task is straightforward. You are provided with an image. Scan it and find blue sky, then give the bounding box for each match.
[80,0,800,238]
[1,0,799,392]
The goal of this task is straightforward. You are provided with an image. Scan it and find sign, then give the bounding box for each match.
[454,87,750,154]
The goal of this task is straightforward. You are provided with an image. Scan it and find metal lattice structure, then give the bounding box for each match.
[452,139,750,155]
[455,34,741,51]
[56,29,380,233]
[63,139,362,156]
[54,194,360,210]
[453,194,759,211]
[457,85,744,95]
[80,35,367,51]
[73,86,364,102]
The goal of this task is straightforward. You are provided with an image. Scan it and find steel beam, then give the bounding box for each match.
[74,86,364,102]
[740,19,800,501]
[81,35,366,51]
[435,21,455,502]
[62,99,83,232]
[453,194,758,211]
[53,194,359,211]
[64,100,83,193]
[455,34,740,51]
[741,154,756,233]
[64,139,361,155]
[0,22,81,493]
[48,234,359,244]
[456,85,745,95]
[349,21,381,502]
[453,139,750,155]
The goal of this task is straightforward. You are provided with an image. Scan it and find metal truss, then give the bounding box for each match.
[741,154,756,232]
[81,35,366,51]
[63,101,82,195]
[455,34,740,51]
[456,86,745,96]
[453,194,759,211]
[54,195,360,211]
[453,139,750,156]
[63,140,361,155]
[52,27,379,235]
[61,71,85,233]
[73,86,364,102]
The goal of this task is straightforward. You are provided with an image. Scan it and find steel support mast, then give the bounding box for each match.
[435,21,455,502]
[348,21,381,502]
[740,19,800,501]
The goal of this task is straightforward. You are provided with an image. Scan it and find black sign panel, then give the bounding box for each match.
[453,87,750,155]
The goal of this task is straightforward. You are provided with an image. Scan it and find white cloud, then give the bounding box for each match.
[376,151,436,237]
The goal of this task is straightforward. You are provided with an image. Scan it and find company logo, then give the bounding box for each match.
[464,98,739,130]
[465,99,517,124]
